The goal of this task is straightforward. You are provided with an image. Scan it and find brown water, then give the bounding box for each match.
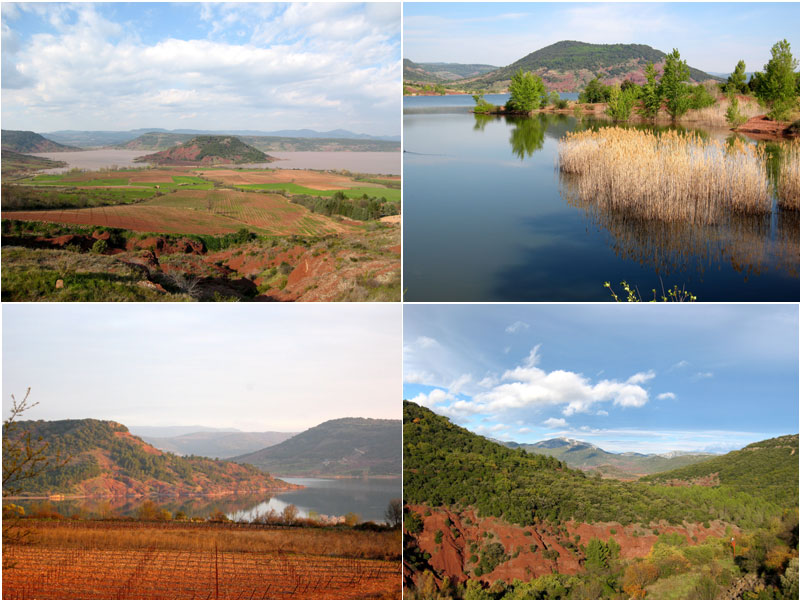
[32,150,400,176]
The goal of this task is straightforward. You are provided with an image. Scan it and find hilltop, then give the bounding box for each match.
[136,135,273,166]
[506,436,715,478]
[141,430,297,459]
[643,434,799,507]
[407,41,722,93]
[1,130,79,153]
[233,417,401,477]
[2,419,297,497]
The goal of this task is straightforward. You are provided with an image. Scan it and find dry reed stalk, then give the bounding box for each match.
[682,96,761,128]
[558,127,772,225]
[778,140,800,211]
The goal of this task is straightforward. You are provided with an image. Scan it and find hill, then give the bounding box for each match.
[642,434,799,507]
[1,130,79,153]
[136,135,273,166]
[438,41,722,92]
[2,419,297,497]
[507,436,715,477]
[233,417,401,476]
[1,150,67,176]
[404,59,497,83]
[403,401,794,527]
[119,132,399,153]
[141,430,297,459]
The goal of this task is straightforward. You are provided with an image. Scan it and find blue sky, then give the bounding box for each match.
[404,305,799,454]
[2,3,400,134]
[2,304,401,432]
[404,3,800,73]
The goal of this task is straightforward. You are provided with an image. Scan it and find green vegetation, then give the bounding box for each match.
[288,191,399,221]
[756,39,799,121]
[234,182,400,203]
[726,59,749,95]
[660,49,692,121]
[138,135,270,165]
[638,63,661,121]
[1,150,67,177]
[404,401,795,528]
[578,77,611,104]
[507,69,546,113]
[0,129,78,153]
[605,85,637,122]
[726,94,749,126]
[1,184,158,210]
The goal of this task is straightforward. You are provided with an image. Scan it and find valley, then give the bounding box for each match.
[1,134,400,302]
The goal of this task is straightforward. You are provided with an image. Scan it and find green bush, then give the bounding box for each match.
[90,239,108,254]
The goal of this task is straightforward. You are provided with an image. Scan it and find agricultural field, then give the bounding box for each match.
[1,165,400,301]
[2,520,400,600]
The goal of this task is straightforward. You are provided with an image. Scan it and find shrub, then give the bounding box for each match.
[90,239,108,254]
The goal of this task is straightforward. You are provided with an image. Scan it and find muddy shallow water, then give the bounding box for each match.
[32,149,400,175]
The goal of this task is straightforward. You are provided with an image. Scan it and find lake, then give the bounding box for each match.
[32,149,400,176]
[12,477,401,524]
[403,95,800,301]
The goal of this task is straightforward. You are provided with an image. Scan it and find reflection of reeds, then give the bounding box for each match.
[560,174,799,278]
[778,140,800,211]
[558,128,772,225]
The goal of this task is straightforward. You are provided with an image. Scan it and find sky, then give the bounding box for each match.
[1,2,400,134]
[404,3,800,73]
[2,304,401,432]
[404,304,799,455]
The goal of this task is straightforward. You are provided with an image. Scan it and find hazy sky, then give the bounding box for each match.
[404,3,800,73]
[404,304,799,454]
[3,304,401,432]
[1,2,400,134]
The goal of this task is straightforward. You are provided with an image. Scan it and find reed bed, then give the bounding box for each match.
[680,95,761,128]
[777,140,800,211]
[558,127,772,225]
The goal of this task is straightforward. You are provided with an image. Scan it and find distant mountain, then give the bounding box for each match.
[136,135,273,166]
[643,434,799,507]
[141,431,297,459]
[417,41,723,92]
[504,436,715,477]
[43,128,398,148]
[233,417,401,477]
[1,149,67,176]
[128,425,241,438]
[1,130,79,153]
[3,419,297,497]
[404,59,497,83]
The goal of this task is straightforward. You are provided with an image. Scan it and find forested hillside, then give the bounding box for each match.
[404,401,794,528]
[3,419,295,496]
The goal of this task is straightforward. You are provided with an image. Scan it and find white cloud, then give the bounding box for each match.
[476,346,653,417]
[505,321,530,334]
[597,410,609,416]
[693,372,714,380]
[2,3,400,133]
[657,392,677,400]
[543,417,567,428]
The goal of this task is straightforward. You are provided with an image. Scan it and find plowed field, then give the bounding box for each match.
[3,190,353,236]
[195,169,374,190]
[3,546,398,600]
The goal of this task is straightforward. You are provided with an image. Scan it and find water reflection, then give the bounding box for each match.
[508,116,546,159]
[560,173,800,278]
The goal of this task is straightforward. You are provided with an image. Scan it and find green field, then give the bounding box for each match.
[235,183,401,203]
[19,174,213,191]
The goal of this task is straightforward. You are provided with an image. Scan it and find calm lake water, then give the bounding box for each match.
[13,477,401,524]
[403,96,800,301]
[32,149,400,176]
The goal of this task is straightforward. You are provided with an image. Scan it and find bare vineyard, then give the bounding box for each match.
[3,546,399,600]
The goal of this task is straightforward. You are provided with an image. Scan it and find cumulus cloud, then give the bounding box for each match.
[657,392,677,400]
[2,3,400,133]
[543,417,567,428]
[474,346,653,417]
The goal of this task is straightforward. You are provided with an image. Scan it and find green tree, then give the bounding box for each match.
[727,59,749,94]
[757,39,799,121]
[726,93,747,126]
[579,77,610,104]
[585,538,611,570]
[638,63,662,120]
[660,49,691,120]
[606,85,637,121]
[507,69,545,113]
